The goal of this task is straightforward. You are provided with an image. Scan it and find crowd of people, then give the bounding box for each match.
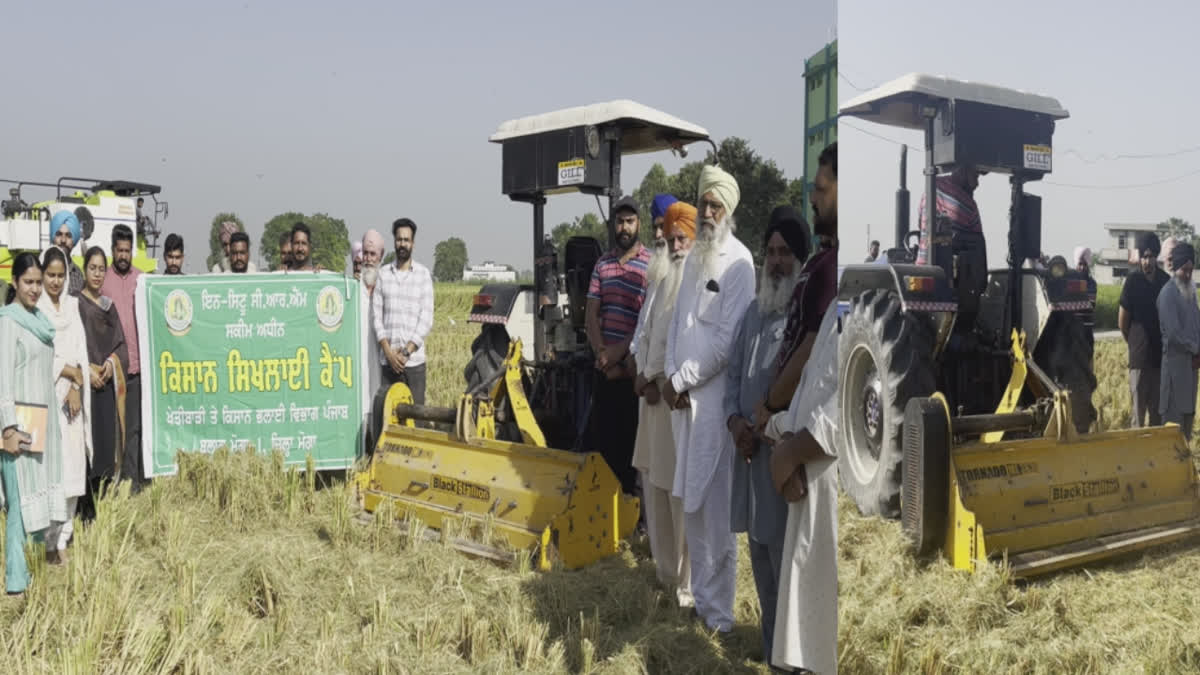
[0,213,437,601]
[584,143,839,673]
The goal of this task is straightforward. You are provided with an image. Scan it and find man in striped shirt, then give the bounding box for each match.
[371,218,435,436]
[586,195,651,496]
[916,166,986,266]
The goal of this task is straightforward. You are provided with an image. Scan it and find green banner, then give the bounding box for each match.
[137,273,369,476]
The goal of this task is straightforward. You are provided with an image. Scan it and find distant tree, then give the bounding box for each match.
[258,211,350,272]
[549,213,609,267]
[1157,217,1198,250]
[632,163,674,245]
[433,237,469,282]
[260,211,305,271]
[207,213,246,270]
[383,251,396,267]
[631,138,796,265]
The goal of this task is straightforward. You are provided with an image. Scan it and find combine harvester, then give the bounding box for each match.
[836,73,1200,578]
[356,102,714,570]
[0,177,166,281]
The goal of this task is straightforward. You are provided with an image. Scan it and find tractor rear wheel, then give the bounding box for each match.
[838,289,938,518]
[1033,312,1098,433]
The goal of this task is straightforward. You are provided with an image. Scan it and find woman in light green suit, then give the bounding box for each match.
[0,252,66,595]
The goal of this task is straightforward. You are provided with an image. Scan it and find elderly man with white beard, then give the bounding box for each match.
[628,194,680,364]
[630,201,697,609]
[1157,242,1200,440]
[662,165,755,633]
[724,205,810,664]
[362,229,387,452]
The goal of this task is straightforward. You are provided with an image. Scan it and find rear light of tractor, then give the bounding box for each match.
[1066,280,1087,294]
[905,276,935,293]
[473,294,494,308]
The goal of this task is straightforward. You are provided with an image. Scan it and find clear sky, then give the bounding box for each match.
[839,0,1200,268]
[6,0,834,274]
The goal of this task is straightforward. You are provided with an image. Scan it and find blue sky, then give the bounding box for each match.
[6,0,834,273]
[839,0,1200,267]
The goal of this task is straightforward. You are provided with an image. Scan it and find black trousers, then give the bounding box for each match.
[123,374,145,487]
[587,374,640,496]
[370,362,427,451]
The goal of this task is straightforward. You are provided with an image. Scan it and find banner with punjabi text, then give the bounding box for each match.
[136,273,369,476]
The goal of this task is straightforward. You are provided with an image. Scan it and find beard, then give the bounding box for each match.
[114,258,131,274]
[616,230,637,251]
[646,245,670,286]
[362,263,379,288]
[757,264,800,315]
[694,215,734,282]
[652,254,688,326]
[1175,273,1196,300]
[395,246,411,263]
[166,265,181,275]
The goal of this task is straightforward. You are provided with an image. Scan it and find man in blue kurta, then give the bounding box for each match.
[724,205,810,663]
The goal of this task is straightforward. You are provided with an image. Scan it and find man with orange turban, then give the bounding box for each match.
[630,201,697,609]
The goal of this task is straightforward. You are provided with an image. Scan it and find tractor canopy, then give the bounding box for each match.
[840,73,1069,176]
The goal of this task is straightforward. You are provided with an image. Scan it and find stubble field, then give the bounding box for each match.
[3,284,1200,674]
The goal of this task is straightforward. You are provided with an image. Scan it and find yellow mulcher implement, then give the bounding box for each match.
[355,340,641,570]
[836,73,1200,578]
[355,101,714,569]
[903,331,1200,578]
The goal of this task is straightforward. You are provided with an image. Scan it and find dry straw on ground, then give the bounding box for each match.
[5,288,1200,673]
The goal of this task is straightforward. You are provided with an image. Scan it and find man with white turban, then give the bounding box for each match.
[211,221,239,273]
[662,164,755,632]
[630,201,696,610]
[352,240,364,280]
[1157,242,1200,440]
[362,229,387,451]
[1074,246,1098,338]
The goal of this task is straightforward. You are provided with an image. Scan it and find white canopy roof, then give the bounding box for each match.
[840,73,1069,129]
[489,100,709,154]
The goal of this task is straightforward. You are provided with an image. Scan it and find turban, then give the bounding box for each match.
[663,202,697,240]
[220,221,239,244]
[651,194,678,223]
[50,210,81,246]
[1161,236,1178,269]
[1171,242,1194,271]
[1136,232,1161,258]
[362,229,386,256]
[351,240,363,261]
[1073,246,1091,267]
[764,205,812,261]
[697,164,740,217]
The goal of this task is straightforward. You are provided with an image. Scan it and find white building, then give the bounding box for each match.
[1094,223,1159,285]
[462,261,516,282]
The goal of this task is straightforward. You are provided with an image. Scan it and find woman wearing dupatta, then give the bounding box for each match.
[1,252,67,595]
[39,247,92,564]
[76,247,128,518]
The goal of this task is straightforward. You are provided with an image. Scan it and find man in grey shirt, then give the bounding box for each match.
[723,205,810,665]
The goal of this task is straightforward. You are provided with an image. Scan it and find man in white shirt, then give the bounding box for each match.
[662,165,756,633]
[371,218,434,434]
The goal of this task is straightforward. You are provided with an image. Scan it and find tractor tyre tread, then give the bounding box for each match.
[838,289,938,519]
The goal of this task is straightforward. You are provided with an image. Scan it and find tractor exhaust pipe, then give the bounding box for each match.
[895,145,910,251]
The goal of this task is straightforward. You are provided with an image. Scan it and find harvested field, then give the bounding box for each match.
[4,286,1200,673]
